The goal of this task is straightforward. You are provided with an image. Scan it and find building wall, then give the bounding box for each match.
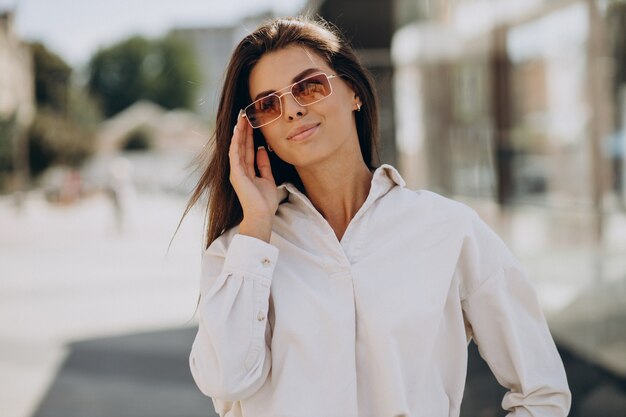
[314,0,397,166]
[170,13,275,125]
[0,10,35,192]
[0,10,34,126]
[170,26,238,123]
[391,0,620,206]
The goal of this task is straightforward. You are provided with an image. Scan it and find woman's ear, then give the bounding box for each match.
[353,94,362,111]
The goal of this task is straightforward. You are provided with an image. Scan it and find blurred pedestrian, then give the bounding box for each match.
[106,156,135,234]
[184,16,571,417]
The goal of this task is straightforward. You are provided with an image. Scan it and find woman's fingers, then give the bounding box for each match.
[236,115,246,164]
[256,146,274,181]
[229,113,275,190]
[229,115,246,178]
[243,119,255,177]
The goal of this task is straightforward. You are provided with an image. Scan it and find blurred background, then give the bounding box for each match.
[0,0,624,416]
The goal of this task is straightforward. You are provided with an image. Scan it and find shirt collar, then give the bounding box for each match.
[277,163,406,206]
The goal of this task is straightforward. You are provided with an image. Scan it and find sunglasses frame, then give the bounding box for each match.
[241,73,338,129]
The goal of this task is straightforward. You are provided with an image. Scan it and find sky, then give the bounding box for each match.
[0,0,308,66]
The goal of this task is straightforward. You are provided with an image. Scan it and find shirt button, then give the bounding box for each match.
[257,311,266,321]
[261,258,271,266]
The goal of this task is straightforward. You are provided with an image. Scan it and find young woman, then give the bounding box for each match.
[185,16,571,417]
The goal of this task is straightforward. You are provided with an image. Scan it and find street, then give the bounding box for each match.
[0,191,216,417]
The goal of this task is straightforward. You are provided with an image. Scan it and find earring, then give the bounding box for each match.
[356,103,361,112]
[266,142,274,152]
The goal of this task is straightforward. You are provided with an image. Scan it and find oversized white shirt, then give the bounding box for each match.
[189,164,571,417]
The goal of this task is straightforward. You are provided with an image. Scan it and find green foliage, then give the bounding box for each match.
[0,113,18,171]
[66,86,104,130]
[87,34,201,117]
[28,108,96,177]
[149,35,201,110]
[88,36,151,118]
[0,113,18,188]
[30,42,72,112]
[27,88,102,177]
[20,42,104,179]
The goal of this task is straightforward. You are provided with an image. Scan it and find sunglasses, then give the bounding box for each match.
[242,73,338,128]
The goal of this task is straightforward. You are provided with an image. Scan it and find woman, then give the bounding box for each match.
[185,16,571,417]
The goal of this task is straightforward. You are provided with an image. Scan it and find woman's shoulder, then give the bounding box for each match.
[391,186,480,224]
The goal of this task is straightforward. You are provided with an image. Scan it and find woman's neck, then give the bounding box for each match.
[296,152,374,241]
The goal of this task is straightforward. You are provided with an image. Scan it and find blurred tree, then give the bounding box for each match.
[28,109,92,177]
[87,34,200,117]
[30,42,72,113]
[25,43,102,178]
[149,35,201,110]
[66,85,104,131]
[0,113,18,188]
[88,36,151,118]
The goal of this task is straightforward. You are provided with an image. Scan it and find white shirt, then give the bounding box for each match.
[189,164,571,417]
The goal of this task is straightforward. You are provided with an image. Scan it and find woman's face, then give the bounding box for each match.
[247,45,361,168]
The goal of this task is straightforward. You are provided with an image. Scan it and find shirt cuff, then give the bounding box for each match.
[223,233,279,283]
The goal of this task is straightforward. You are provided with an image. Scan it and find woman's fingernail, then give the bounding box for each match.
[257,145,264,151]
[233,125,237,134]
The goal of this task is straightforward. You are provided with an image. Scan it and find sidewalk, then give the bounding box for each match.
[0,191,212,417]
[30,327,216,417]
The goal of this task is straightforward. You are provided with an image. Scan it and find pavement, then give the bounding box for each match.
[1,190,625,417]
[0,190,214,417]
[30,327,214,417]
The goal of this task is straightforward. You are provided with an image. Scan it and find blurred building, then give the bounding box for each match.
[169,25,238,123]
[312,0,397,166]
[391,0,626,391]
[0,10,34,124]
[0,9,35,191]
[392,0,625,212]
[170,12,276,124]
[85,100,211,195]
[96,100,210,155]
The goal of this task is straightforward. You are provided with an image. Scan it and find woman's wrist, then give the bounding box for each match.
[239,216,273,243]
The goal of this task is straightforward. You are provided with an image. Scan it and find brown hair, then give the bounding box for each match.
[178,16,380,251]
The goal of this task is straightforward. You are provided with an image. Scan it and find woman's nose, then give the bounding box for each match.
[282,93,307,120]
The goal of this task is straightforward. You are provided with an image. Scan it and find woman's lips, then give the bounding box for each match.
[287,123,320,142]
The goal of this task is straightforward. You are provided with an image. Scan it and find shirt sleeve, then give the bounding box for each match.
[189,232,278,403]
[459,211,571,416]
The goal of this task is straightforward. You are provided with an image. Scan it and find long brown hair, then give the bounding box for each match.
[179,16,380,251]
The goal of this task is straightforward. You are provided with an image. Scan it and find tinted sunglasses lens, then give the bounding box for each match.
[245,95,281,127]
[292,74,332,105]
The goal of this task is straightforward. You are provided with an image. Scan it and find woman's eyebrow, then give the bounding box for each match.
[253,67,324,100]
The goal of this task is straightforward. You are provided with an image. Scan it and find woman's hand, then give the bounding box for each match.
[228,112,278,242]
